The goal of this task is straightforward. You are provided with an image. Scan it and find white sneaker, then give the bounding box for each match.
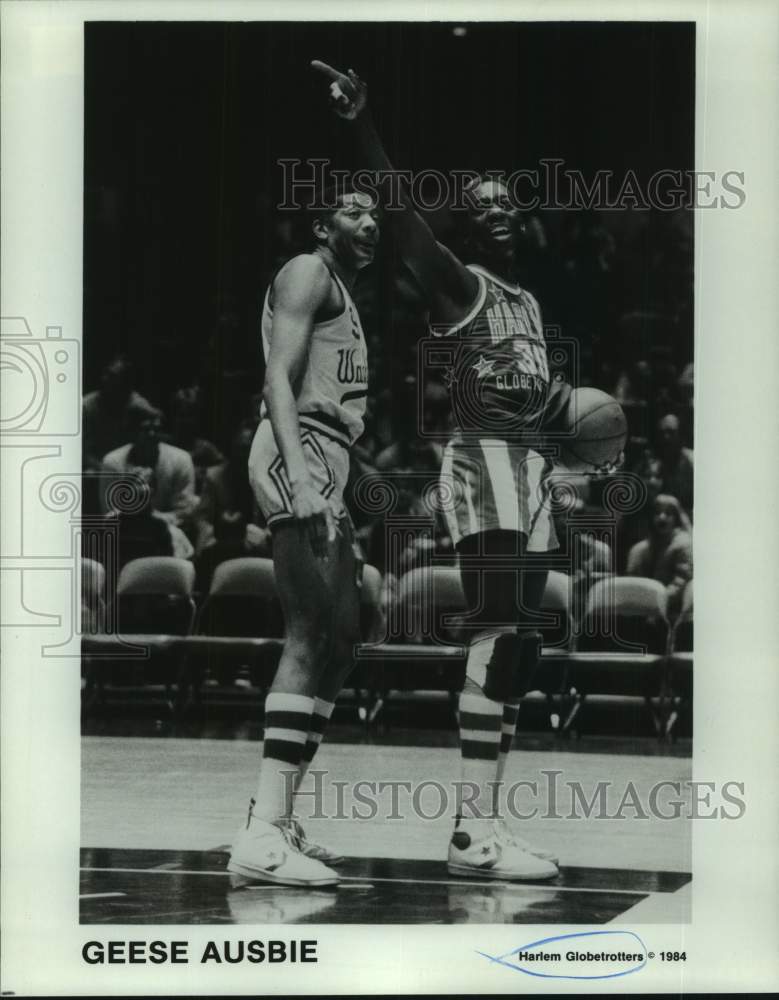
[493,818,559,865]
[280,817,344,865]
[447,822,558,881]
[228,809,339,888]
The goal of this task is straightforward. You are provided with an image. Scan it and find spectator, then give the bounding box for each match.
[111,485,175,571]
[100,408,198,549]
[626,494,692,620]
[194,510,256,595]
[612,358,653,406]
[168,386,225,492]
[677,362,694,405]
[194,425,269,555]
[82,356,154,471]
[656,413,694,516]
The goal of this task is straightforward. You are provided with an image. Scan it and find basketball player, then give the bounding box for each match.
[228,189,379,887]
[313,60,617,881]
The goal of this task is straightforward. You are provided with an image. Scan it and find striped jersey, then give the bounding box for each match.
[432,264,562,436]
[260,256,368,449]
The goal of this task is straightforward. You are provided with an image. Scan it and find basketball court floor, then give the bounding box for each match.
[81,715,692,926]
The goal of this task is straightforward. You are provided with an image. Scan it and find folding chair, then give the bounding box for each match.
[530,571,576,727]
[91,557,196,709]
[662,579,693,740]
[195,557,284,690]
[561,576,670,736]
[360,563,384,642]
[80,558,106,710]
[80,557,106,635]
[351,566,467,725]
[116,556,197,635]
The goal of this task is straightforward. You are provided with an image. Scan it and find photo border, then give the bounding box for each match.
[2,0,778,993]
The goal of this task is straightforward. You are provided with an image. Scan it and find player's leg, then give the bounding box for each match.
[229,423,340,887]
[297,517,361,782]
[253,521,338,820]
[456,531,547,813]
[448,528,556,879]
[284,516,362,862]
[486,562,559,865]
[493,570,548,804]
[487,445,560,861]
[491,563,547,802]
[441,438,557,879]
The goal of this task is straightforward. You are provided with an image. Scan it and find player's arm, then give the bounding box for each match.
[263,256,336,551]
[311,60,478,321]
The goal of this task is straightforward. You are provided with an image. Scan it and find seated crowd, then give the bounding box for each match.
[81,351,693,629]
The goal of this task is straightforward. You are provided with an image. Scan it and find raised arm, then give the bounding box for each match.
[311,60,478,322]
[263,255,336,552]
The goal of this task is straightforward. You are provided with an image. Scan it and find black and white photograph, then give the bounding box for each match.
[1,1,777,995]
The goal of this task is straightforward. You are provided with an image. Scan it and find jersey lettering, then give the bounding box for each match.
[336,347,368,385]
[436,266,551,434]
[512,340,550,381]
[260,256,368,444]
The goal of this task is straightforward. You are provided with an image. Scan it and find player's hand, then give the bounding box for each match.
[290,480,337,557]
[311,60,367,119]
[593,450,625,476]
[129,464,154,484]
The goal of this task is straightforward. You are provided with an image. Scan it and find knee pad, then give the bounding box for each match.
[482,633,522,702]
[511,630,542,698]
[480,630,542,701]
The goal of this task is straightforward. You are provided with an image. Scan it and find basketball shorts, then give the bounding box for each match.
[439,436,558,552]
[248,418,350,528]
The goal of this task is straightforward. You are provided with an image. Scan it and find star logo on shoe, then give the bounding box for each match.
[477,841,501,869]
[263,849,286,872]
[472,355,496,378]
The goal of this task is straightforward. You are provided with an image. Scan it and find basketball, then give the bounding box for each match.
[557,387,627,472]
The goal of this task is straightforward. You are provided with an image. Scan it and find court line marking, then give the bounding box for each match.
[79,892,127,900]
[79,866,658,896]
[609,878,692,923]
[245,883,374,891]
[337,875,649,895]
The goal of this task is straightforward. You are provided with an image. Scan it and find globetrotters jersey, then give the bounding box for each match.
[431,264,559,436]
[260,257,368,449]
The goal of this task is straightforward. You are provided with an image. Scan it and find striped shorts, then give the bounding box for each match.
[248,418,350,528]
[439,436,558,552]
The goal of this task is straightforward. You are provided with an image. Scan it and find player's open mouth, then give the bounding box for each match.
[490,224,511,238]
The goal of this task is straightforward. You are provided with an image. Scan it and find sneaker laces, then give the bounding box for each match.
[244,802,302,851]
[275,816,309,852]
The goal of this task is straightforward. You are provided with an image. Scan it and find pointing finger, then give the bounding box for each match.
[311,60,347,84]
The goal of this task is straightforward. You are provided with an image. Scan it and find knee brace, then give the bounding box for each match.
[512,630,542,698]
[481,630,542,701]
[481,633,520,702]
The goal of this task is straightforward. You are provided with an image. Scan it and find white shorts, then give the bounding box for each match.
[439,436,558,552]
[248,418,350,528]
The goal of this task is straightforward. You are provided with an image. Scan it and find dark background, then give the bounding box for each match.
[84,20,695,449]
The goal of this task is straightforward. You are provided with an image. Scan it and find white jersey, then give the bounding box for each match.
[260,257,368,449]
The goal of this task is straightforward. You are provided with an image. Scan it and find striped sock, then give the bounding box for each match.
[252,692,314,823]
[458,635,504,824]
[492,701,520,815]
[295,697,336,792]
